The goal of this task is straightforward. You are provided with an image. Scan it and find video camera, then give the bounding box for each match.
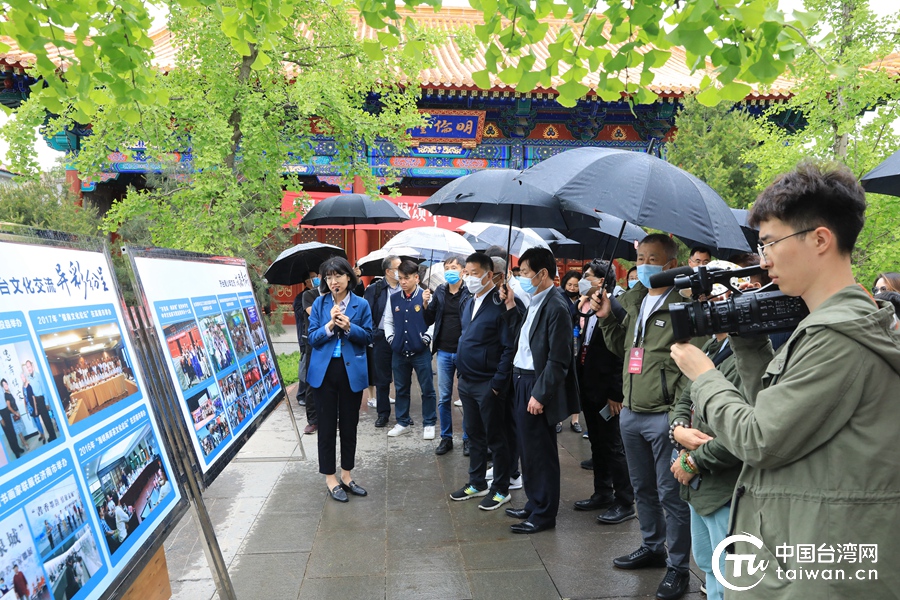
[649,265,809,340]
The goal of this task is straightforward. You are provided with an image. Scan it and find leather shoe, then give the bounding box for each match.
[580,458,594,470]
[374,416,389,428]
[340,480,368,497]
[613,546,668,570]
[296,397,306,406]
[573,494,615,511]
[656,567,689,600]
[303,423,317,434]
[435,438,453,455]
[597,503,637,525]
[571,421,583,433]
[327,485,348,503]
[510,520,555,534]
[504,507,530,519]
[462,439,470,456]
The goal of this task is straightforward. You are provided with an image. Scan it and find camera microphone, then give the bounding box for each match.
[648,266,695,288]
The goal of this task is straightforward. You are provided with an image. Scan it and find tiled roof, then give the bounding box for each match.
[869,52,900,77]
[2,8,797,100]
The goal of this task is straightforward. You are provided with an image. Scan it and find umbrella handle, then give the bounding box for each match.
[598,220,628,282]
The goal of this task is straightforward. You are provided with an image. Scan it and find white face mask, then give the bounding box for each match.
[389,269,399,282]
[578,278,593,296]
[464,273,487,295]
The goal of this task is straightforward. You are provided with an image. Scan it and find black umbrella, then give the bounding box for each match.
[264,242,347,286]
[299,193,411,226]
[516,147,750,252]
[566,215,648,262]
[861,148,900,197]
[676,208,759,259]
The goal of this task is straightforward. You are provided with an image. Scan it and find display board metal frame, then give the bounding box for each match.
[124,246,295,489]
[0,224,189,600]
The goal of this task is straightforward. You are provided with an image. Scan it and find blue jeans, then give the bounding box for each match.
[436,350,458,439]
[392,350,437,427]
[690,504,729,600]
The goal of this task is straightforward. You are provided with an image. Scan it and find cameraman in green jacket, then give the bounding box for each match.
[672,161,900,599]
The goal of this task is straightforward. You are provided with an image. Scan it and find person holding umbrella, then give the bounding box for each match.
[363,255,402,428]
[306,257,373,503]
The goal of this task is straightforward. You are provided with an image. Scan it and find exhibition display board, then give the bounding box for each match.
[127,248,285,487]
[0,230,187,600]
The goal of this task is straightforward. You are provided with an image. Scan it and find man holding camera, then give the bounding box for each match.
[672,162,900,598]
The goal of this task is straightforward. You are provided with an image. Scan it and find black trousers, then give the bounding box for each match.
[313,357,362,475]
[298,349,316,425]
[512,372,559,527]
[459,377,511,494]
[580,380,633,506]
[501,389,521,479]
[372,332,394,420]
[35,396,57,441]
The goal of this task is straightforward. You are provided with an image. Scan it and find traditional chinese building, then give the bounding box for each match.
[2,8,796,317]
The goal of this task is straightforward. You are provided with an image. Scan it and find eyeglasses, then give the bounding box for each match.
[757,229,813,263]
[324,274,348,282]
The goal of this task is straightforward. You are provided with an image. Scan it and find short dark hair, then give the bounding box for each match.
[750,160,866,255]
[484,245,507,258]
[874,272,900,292]
[397,259,419,277]
[519,247,557,279]
[0,378,6,387]
[443,255,463,268]
[583,260,616,293]
[690,246,712,258]
[626,266,637,278]
[875,291,900,315]
[381,255,399,273]
[318,257,358,293]
[639,233,678,261]
[560,270,581,289]
[511,265,520,273]
[731,252,771,285]
[465,252,493,274]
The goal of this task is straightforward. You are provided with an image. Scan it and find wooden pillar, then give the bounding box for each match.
[66,168,83,205]
[350,176,370,265]
[120,545,171,600]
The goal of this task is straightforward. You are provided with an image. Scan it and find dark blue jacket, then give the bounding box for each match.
[423,283,471,355]
[363,277,397,332]
[307,292,373,392]
[456,287,522,394]
[385,287,432,355]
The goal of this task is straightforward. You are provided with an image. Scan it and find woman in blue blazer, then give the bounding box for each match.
[307,257,374,502]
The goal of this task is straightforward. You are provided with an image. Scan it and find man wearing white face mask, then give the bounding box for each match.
[450,253,523,511]
[589,234,707,600]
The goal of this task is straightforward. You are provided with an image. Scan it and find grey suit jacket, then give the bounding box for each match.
[503,287,581,426]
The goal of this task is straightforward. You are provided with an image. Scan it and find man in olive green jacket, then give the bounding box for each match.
[592,233,706,600]
[673,161,900,599]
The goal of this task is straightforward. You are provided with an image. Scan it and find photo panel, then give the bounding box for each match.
[0,315,64,473]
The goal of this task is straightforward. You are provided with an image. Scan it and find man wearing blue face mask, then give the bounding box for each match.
[423,255,471,455]
[589,234,707,600]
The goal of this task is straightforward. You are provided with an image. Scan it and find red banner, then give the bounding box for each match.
[281,191,468,232]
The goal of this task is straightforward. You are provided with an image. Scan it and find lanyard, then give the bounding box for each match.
[632,288,672,348]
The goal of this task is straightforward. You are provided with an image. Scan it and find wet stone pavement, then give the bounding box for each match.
[165,380,706,600]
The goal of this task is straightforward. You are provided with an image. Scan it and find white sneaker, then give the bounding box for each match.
[453,399,462,407]
[387,424,409,437]
[509,475,523,490]
[366,398,377,408]
[423,426,436,440]
[390,397,396,404]
[485,467,494,479]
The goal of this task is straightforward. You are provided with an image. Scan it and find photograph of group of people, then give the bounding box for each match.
[216,371,244,405]
[197,314,235,374]
[223,309,255,361]
[244,305,267,351]
[37,324,138,427]
[43,525,102,600]
[162,320,213,392]
[0,341,61,471]
[240,358,262,392]
[0,510,50,600]
[82,425,171,558]
[186,384,232,457]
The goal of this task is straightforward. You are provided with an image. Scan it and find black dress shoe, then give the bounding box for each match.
[340,480,368,497]
[374,416,389,428]
[435,438,453,455]
[597,503,637,524]
[571,421,583,433]
[462,439,470,456]
[580,458,594,470]
[656,567,690,600]
[504,507,530,519]
[555,422,563,433]
[510,520,555,534]
[573,494,615,511]
[327,485,349,503]
[613,546,668,570]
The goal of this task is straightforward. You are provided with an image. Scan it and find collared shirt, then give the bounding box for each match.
[325,294,351,338]
[378,281,401,330]
[27,370,45,396]
[470,283,495,321]
[513,285,553,370]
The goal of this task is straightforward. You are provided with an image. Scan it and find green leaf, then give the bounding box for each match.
[515,70,542,94]
[556,78,589,105]
[719,81,752,102]
[791,10,821,29]
[696,86,721,106]
[362,40,385,60]
[551,3,569,19]
[121,108,141,124]
[377,31,399,48]
[472,69,492,89]
[251,51,271,70]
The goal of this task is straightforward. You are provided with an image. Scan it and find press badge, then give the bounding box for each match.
[628,348,644,374]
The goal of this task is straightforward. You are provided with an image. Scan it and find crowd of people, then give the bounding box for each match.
[177,343,211,387]
[200,318,235,373]
[290,161,900,599]
[225,311,255,358]
[61,356,124,392]
[200,416,231,456]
